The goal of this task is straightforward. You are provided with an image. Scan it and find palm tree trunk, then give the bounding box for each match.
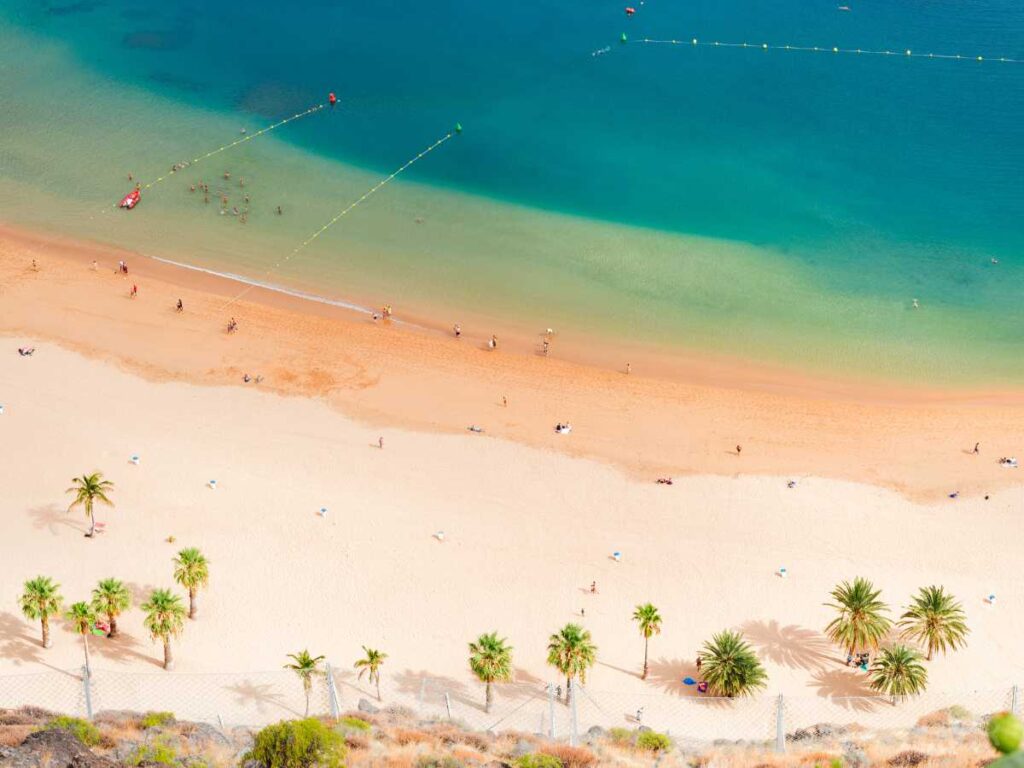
[87,506,96,538]
[642,637,649,680]
[376,675,381,702]
[83,633,92,675]
[304,687,310,717]
[163,639,175,670]
[485,680,493,713]
[566,677,572,704]
[188,589,197,619]
[108,614,118,639]
[41,615,52,649]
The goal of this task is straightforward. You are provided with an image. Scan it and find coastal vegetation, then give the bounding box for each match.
[355,647,387,702]
[468,632,513,713]
[898,585,969,660]
[172,547,209,620]
[546,623,596,702]
[244,718,346,768]
[19,575,62,648]
[64,601,98,674]
[285,650,326,717]
[142,588,187,670]
[65,472,114,539]
[699,629,768,698]
[91,578,130,638]
[631,603,661,680]
[869,644,929,702]
[824,577,892,656]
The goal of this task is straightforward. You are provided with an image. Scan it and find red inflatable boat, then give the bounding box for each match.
[119,189,141,210]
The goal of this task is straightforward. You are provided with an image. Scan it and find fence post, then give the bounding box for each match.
[82,666,94,720]
[774,694,784,754]
[569,683,578,746]
[324,662,341,719]
[1012,685,1019,716]
[444,692,452,720]
[418,678,426,711]
[548,684,555,740]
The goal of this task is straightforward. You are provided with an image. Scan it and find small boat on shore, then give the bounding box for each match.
[119,189,141,209]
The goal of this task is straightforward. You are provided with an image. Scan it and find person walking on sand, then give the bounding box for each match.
[489,334,498,350]
[696,655,702,673]
[626,362,631,375]
[736,444,742,455]
[502,395,508,407]
[454,323,461,338]
[176,299,183,313]
[590,581,597,594]
[973,442,980,454]
[378,436,384,450]
[130,284,138,299]
[542,339,550,356]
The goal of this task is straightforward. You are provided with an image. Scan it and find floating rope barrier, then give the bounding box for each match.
[138,103,327,192]
[626,36,1023,64]
[219,127,457,311]
[99,103,327,215]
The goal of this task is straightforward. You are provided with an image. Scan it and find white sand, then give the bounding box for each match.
[1,341,1020,725]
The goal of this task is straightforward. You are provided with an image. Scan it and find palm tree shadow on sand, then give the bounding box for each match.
[392,669,484,714]
[807,669,881,711]
[740,620,837,672]
[27,504,84,536]
[227,681,302,718]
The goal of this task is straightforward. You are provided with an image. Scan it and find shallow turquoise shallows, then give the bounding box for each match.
[0,0,1021,385]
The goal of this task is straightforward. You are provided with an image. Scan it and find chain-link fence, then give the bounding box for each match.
[0,665,1018,753]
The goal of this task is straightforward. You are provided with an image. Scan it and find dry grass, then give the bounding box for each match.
[0,725,36,747]
[539,743,599,768]
[391,728,436,746]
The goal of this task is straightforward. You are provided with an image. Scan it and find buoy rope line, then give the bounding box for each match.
[99,103,326,215]
[628,36,1023,63]
[219,129,455,311]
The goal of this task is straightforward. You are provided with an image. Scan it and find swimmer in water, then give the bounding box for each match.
[912,298,920,309]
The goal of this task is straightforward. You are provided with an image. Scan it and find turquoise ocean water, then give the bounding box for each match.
[0,0,1022,384]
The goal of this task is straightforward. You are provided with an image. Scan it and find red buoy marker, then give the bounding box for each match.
[328,92,338,106]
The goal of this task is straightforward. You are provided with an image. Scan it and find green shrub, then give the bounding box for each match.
[337,716,371,732]
[244,719,346,768]
[128,738,179,767]
[44,716,101,747]
[513,755,562,768]
[140,712,176,729]
[607,727,633,745]
[947,705,972,721]
[635,730,672,752]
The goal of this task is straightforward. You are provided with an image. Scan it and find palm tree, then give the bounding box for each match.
[141,589,186,670]
[468,632,513,713]
[546,623,597,702]
[897,586,969,661]
[354,647,387,701]
[632,603,662,680]
[284,650,325,717]
[172,548,209,619]
[700,630,768,698]
[65,602,98,675]
[824,577,892,658]
[20,576,63,648]
[869,645,928,703]
[91,578,130,638]
[66,472,114,538]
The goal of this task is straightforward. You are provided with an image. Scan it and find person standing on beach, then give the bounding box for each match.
[378,436,384,450]
[502,395,508,407]
[973,442,980,454]
[626,362,631,375]
[176,299,183,313]
[130,284,138,299]
[736,444,742,455]
[454,324,461,338]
